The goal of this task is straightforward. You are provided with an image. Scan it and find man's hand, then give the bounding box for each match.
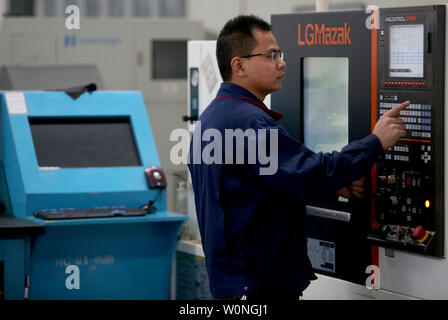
[373,100,410,150]
[337,177,366,199]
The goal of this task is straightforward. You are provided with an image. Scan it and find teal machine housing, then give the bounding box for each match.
[0,90,186,299]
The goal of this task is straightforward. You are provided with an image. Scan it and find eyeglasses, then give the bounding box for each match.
[240,50,284,62]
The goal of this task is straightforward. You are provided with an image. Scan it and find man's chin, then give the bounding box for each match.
[272,83,282,91]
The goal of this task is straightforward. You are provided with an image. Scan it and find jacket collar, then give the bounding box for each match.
[216,82,284,121]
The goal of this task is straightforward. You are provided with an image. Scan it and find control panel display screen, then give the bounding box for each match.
[389,24,424,78]
[29,117,142,168]
[303,57,349,153]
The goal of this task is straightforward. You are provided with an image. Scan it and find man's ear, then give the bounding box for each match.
[230,57,246,78]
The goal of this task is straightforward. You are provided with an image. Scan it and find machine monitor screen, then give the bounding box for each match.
[29,117,142,168]
[389,24,424,78]
[303,57,349,153]
[152,40,188,79]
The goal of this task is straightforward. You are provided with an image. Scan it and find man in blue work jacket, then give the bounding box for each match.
[188,15,409,300]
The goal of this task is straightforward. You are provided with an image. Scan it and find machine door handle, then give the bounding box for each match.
[306,205,351,222]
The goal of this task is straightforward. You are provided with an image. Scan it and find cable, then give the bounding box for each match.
[141,189,163,214]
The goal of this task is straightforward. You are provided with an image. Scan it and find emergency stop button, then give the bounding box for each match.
[145,166,167,189]
[412,225,429,242]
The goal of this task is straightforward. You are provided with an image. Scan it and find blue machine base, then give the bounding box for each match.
[0,238,28,300]
[28,212,185,300]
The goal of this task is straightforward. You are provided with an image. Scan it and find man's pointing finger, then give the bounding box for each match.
[383,100,411,118]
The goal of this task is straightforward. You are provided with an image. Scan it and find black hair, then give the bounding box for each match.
[216,15,272,81]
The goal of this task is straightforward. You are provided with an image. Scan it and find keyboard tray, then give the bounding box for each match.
[34,207,148,220]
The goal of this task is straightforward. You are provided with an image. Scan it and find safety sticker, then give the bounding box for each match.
[5,91,28,114]
[200,53,218,93]
[307,238,336,273]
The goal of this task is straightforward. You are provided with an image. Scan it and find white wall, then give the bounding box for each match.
[186,0,312,36]
[0,0,8,18]
[186,0,448,37]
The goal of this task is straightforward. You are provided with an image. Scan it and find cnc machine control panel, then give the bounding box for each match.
[368,6,445,257]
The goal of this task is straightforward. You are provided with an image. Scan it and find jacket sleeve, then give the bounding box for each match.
[245,114,385,202]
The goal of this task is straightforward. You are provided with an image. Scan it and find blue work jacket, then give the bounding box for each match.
[188,82,384,298]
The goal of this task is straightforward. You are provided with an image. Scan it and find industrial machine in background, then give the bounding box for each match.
[0,65,104,90]
[0,89,186,299]
[0,17,205,212]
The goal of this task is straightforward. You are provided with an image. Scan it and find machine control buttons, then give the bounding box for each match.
[371,222,389,239]
[393,155,409,161]
[394,146,409,152]
[368,222,435,253]
[379,103,432,141]
[145,166,167,189]
[421,152,431,164]
[387,175,397,185]
[379,103,432,111]
[390,196,398,206]
[412,131,431,138]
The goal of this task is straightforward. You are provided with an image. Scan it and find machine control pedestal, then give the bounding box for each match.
[368,222,435,255]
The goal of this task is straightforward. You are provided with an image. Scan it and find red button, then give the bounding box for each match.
[412,225,426,240]
[406,177,412,186]
[372,222,381,231]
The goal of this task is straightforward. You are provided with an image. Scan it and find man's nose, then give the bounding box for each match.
[278,60,287,70]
